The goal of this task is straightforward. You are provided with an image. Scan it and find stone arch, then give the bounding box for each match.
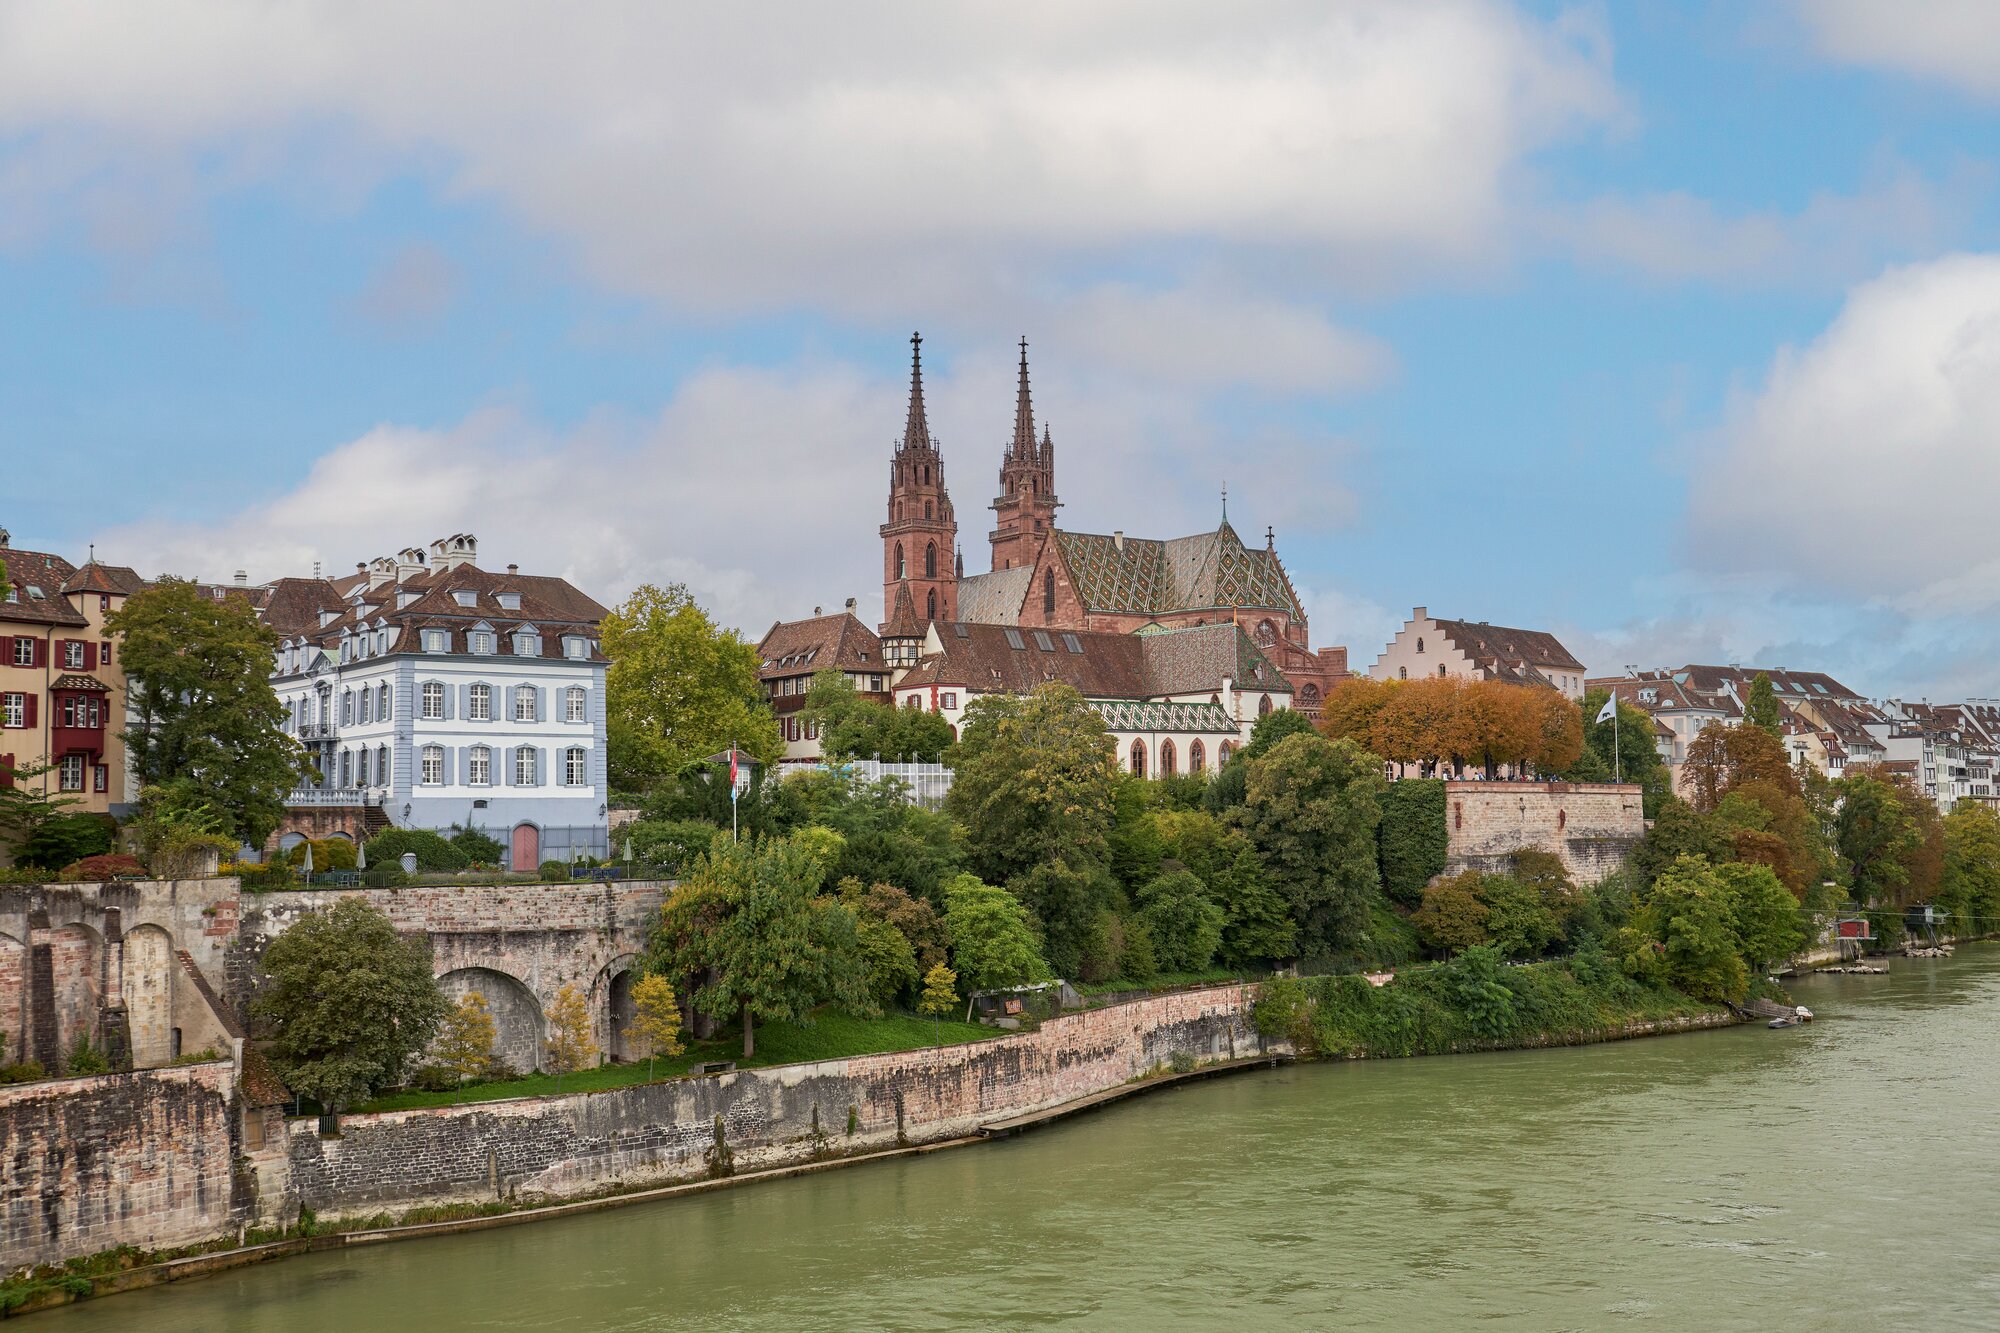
[1299,682,1321,708]
[0,931,22,1063]
[323,830,353,844]
[596,954,641,1062]
[49,922,103,1058]
[123,924,176,1068]
[438,967,545,1075]
[277,831,307,854]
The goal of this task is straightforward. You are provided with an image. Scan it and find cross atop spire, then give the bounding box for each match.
[1010,335,1036,459]
[901,331,931,452]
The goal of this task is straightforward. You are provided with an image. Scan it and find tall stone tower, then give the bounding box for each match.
[989,337,1059,571]
[881,332,958,629]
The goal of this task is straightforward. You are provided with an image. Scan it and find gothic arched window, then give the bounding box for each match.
[1043,568,1056,614]
[1416,636,1425,653]
[1259,694,1273,717]
[925,500,933,519]
[1159,739,1177,777]
[927,589,937,620]
[925,542,938,578]
[1188,740,1205,773]
[896,544,906,579]
[1129,738,1147,778]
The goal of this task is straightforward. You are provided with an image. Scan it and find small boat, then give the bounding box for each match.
[1767,1015,1800,1028]
[1794,1006,1813,1023]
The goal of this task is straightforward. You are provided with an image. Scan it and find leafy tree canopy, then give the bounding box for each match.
[1744,673,1783,737]
[802,670,955,763]
[942,871,1052,990]
[1134,865,1226,973]
[1229,732,1386,957]
[947,684,1116,884]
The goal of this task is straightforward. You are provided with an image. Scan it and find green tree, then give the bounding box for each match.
[624,817,725,874]
[839,878,949,973]
[1229,733,1386,956]
[1835,771,1922,906]
[1570,690,1669,813]
[543,983,599,1089]
[1153,809,1294,966]
[648,832,871,1058]
[853,914,921,1009]
[625,972,685,1082]
[1718,861,1808,971]
[251,898,450,1111]
[602,583,780,793]
[947,683,1116,885]
[802,670,955,762]
[813,778,964,903]
[942,872,1052,990]
[1134,865,1226,973]
[125,781,237,879]
[1940,803,2000,937]
[1617,856,1748,1003]
[108,579,305,846]
[1412,871,1490,954]
[1478,874,1561,959]
[1631,799,1735,887]
[1376,778,1448,906]
[434,992,497,1101]
[1744,673,1783,737]
[919,962,959,1044]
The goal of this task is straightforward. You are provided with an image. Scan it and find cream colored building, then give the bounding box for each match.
[1369,607,1588,700]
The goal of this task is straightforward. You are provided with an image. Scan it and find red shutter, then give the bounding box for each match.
[22,694,36,728]
[0,754,12,787]
[32,639,45,669]
[83,642,97,671]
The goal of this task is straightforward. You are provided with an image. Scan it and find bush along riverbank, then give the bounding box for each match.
[1252,944,1730,1059]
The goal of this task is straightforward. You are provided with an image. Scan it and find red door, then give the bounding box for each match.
[511,823,540,871]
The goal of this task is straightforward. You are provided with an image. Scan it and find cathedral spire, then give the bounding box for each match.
[901,331,930,452]
[1011,336,1035,459]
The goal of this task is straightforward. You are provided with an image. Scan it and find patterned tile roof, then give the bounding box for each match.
[1052,521,1301,619]
[1138,622,1290,697]
[1091,699,1241,735]
[954,566,1033,625]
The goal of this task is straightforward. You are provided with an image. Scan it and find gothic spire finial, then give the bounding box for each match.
[901,331,930,452]
[1010,335,1035,459]
[1221,481,1228,526]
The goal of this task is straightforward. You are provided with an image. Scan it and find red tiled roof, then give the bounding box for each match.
[0,547,88,627]
[758,612,884,678]
[1432,618,1585,673]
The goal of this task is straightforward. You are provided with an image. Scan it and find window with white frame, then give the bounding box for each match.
[563,636,588,659]
[470,631,494,655]
[377,682,391,719]
[423,629,449,653]
[566,686,586,722]
[469,683,492,720]
[469,745,491,786]
[59,756,84,791]
[358,688,372,725]
[454,590,478,607]
[376,746,390,786]
[340,751,352,787]
[565,747,586,786]
[1,694,22,727]
[513,632,541,657]
[9,640,30,667]
[514,746,537,785]
[941,692,957,709]
[514,685,537,722]
[421,682,445,720]
[421,745,444,785]
[342,691,355,725]
[63,641,84,668]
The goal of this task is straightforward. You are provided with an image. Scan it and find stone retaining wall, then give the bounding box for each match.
[1444,781,1644,885]
[0,1060,239,1269]
[288,985,1266,1218]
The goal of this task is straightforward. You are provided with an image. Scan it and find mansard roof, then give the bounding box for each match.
[758,612,883,678]
[0,547,88,627]
[1051,521,1302,620]
[270,561,605,665]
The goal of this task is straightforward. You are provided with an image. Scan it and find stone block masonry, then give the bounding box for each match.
[0,1061,239,1269]
[288,985,1267,1218]
[1444,781,1643,885]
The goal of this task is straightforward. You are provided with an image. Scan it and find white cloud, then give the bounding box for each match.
[1686,252,2000,614]
[0,2,1616,319]
[1795,0,2000,99]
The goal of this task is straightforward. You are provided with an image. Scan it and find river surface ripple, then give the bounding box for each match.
[51,945,2000,1331]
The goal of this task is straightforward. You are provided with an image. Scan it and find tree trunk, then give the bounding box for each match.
[742,1003,755,1059]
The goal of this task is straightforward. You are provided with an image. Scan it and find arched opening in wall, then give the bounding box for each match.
[895,544,906,579]
[49,923,103,1058]
[600,958,640,1062]
[1129,739,1147,778]
[511,822,541,872]
[1188,740,1205,773]
[0,932,23,1063]
[1439,664,1447,677]
[1218,741,1234,765]
[123,924,176,1069]
[925,542,937,578]
[437,967,546,1075]
[1159,739,1177,777]
[926,589,937,620]
[1259,695,1273,717]
[324,830,353,844]
[1558,809,1567,831]
[1299,683,1320,708]
[277,831,306,855]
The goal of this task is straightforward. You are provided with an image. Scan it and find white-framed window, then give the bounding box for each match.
[376,746,390,786]
[340,751,352,787]
[514,685,537,722]
[566,686,586,723]
[92,765,107,793]
[62,640,84,669]
[513,632,541,657]
[470,631,494,655]
[454,590,478,607]
[469,745,491,786]
[1,694,22,727]
[423,629,449,653]
[59,756,84,791]
[514,746,537,785]
[563,636,588,659]
[421,745,444,785]
[378,682,391,719]
[497,593,520,611]
[358,689,372,725]
[941,692,957,709]
[421,682,445,720]
[341,690,355,725]
[469,683,492,721]
[565,747,586,786]
[9,639,30,667]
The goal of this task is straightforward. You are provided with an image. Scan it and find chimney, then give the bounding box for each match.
[395,546,427,581]
[430,533,479,572]
[234,569,247,586]
[814,606,823,616]
[845,597,857,613]
[1112,531,1124,552]
[507,564,518,576]
[1413,606,1427,621]
[312,560,322,579]
[366,556,398,589]
[0,528,10,548]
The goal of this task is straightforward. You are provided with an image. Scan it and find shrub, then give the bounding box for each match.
[408,1064,463,1093]
[1134,866,1225,973]
[1377,779,1448,906]
[362,828,468,873]
[0,1060,47,1085]
[448,823,506,866]
[285,837,357,871]
[58,853,146,882]
[18,813,117,871]
[62,1033,111,1077]
[1117,915,1159,983]
[538,860,571,880]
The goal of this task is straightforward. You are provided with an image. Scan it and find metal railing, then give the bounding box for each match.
[283,787,384,808]
[781,758,954,808]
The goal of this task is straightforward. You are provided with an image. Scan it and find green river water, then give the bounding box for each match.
[52,946,2000,1330]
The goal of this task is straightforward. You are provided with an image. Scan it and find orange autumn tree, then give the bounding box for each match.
[1318,676,1398,758]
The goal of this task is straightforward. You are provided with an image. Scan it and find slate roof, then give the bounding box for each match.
[1052,521,1301,619]
[758,612,885,679]
[954,566,1033,625]
[1138,623,1290,697]
[0,547,88,627]
[1673,664,1862,702]
[1432,618,1585,674]
[1092,699,1241,735]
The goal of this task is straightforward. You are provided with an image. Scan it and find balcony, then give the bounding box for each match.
[285,787,384,809]
[298,722,337,740]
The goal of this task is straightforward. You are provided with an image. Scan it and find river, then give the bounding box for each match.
[50,946,2000,1330]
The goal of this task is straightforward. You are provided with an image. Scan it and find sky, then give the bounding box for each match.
[4,1,2000,698]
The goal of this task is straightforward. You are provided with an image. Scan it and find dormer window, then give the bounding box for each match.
[397,591,420,609]
[513,630,541,657]
[470,630,494,655]
[423,629,449,653]
[497,593,521,611]
[454,590,478,607]
[563,635,589,659]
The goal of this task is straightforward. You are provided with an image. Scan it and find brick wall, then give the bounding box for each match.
[1444,781,1644,885]
[0,1061,239,1268]
[288,985,1268,1217]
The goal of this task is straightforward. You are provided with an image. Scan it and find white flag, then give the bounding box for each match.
[1595,695,1618,725]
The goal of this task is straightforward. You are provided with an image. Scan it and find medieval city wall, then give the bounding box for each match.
[1443,781,1644,885]
[286,985,1266,1218]
[0,1060,240,1269]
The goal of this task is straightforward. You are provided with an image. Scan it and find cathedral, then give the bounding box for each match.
[759,333,1351,771]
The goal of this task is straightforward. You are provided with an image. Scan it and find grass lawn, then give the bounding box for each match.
[347,1009,995,1114]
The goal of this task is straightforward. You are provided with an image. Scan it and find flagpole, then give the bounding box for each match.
[1613,703,1621,784]
[731,739,739,844]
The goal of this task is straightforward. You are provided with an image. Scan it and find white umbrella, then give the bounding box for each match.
[356,843,367,871]
[301,843,315,876]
